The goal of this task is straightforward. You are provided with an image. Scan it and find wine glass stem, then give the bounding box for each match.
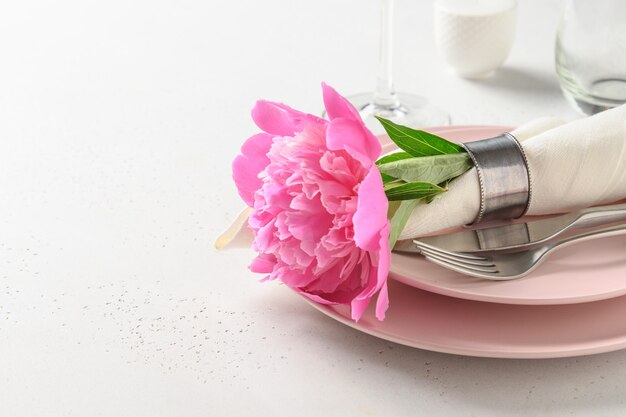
[374,0,399,109]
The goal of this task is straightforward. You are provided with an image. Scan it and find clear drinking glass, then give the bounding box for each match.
[341,0,450,133]
[555,0,626,115]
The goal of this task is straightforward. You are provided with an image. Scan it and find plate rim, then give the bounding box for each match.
[388,267,626,306]
[301,285,626,359]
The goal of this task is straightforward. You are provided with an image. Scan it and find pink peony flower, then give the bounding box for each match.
[232,83,390,321]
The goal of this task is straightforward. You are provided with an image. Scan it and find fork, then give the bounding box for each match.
[414,223,626,280]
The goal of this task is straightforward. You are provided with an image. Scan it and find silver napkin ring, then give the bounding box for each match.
[461,133,531,226]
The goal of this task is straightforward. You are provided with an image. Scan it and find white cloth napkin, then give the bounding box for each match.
[400,104,626,239]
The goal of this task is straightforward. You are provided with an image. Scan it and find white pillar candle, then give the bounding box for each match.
[434,0,517,78]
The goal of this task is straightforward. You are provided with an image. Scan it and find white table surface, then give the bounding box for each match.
[3,0,626,416]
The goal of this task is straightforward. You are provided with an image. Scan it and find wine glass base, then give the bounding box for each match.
[346,92,451,134]
[559,78,626,116]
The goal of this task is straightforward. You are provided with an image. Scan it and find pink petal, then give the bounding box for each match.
[350,223,390,321]
[249,253,277,274]
[350,296,370,321]
[254,218,277,252]
[375,282,389,321]
[353,167,388,251]
[326,118,381,168]
[264,182,290,209]
[375,225,391,320]
[300,286,360,306]
[278,266,316,288]
[232,133,274,206]
[321,82,361,121]
[306,260,346,293]
[252,100,325,136]
[300,291,335,305]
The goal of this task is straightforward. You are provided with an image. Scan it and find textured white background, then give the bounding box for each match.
[4,0,626,416]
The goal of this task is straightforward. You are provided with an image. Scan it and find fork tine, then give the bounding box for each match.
[421,250,499,273]
[420,248,495,268]
[413,239,489,261]
[416,245,496,267]
[416,246,495,267]
[422,254,502,279]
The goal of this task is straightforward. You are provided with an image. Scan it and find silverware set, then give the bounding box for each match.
[393,203,626,280]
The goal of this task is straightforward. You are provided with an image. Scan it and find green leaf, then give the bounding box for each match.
[380,172,396,184]
[378,153,472,185]
[375,116,464,156]
[384,182,446,201]
[383,180,406,191]
[388,200,420,248]
[377,152,414,183]
[426,178,454,204]
[375,151,413,166]
[386,200,401,219]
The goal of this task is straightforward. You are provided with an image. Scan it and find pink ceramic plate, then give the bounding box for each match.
[304,279,626,358]
[385,126,626,305]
